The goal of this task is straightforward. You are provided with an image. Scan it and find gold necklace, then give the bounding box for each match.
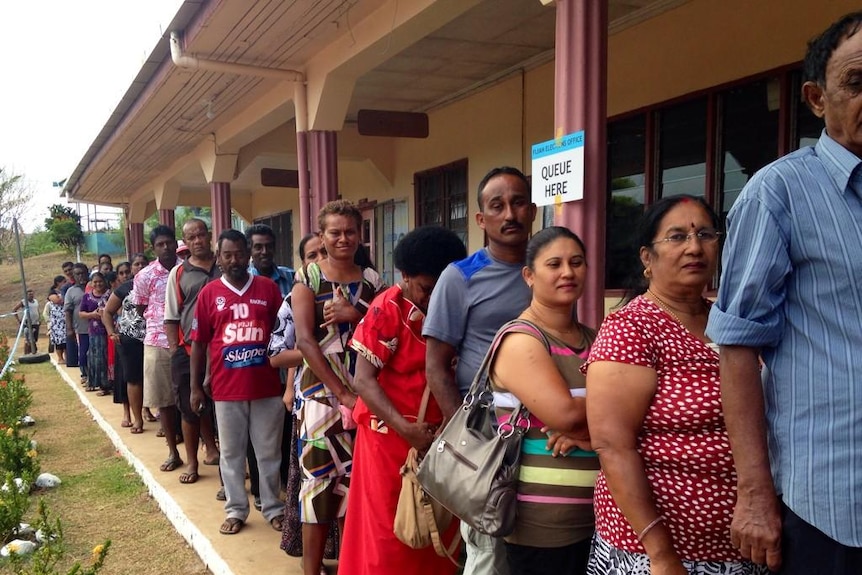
[647,289,702,326]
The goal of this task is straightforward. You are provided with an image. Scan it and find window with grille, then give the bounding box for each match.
[414,159,468,246]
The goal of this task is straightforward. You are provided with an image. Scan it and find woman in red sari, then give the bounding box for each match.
[340,226,467,575]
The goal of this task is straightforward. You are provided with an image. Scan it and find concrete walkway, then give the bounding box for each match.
[52,358,336,575]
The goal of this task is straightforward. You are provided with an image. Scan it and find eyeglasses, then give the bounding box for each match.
[652,229,723,245]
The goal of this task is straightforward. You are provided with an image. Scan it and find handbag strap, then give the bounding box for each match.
[464,318,552,407]
[417,385,431,425]
[423,498,463,566]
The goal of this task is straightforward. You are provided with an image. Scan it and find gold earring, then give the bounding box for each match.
[643,267,652,279]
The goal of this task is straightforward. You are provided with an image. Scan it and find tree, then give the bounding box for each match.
[44,204,84,252]
[22,227,61,257]
[0,168,34,262]
[141,206,212,238]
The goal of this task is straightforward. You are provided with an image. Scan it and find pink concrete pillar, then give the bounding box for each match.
[128,222,145,257]
[210,181,232,241]
[309,130,338,215]
[296,130,312,237]
[158,208,175,230]
[553,0,608,329]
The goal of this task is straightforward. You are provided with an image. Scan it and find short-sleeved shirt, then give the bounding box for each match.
[60,281,76,298]
[250,264,294,298]
[132,258,177,348]
[191,275,282,401]
[63,285,89,334]
[349,284,444,430]
[80,291,109,336]
[422,248,531,396]
[707,130,862,546]
[584,296,741,562]
[165,258,221,350]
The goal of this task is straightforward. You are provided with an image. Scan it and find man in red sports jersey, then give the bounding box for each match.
[190,229,285,536]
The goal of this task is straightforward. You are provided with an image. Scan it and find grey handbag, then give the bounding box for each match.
[416,319,548,537]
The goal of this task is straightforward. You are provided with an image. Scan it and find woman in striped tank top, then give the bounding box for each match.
[489,226,598,575]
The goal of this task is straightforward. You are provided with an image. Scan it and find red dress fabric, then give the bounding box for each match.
[583,295,743,562]
[340,285,457,575]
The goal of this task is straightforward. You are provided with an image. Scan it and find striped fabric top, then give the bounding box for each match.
[490,320,598,548]
[708,130,862,546]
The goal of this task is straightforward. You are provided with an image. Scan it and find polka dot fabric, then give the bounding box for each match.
[583,296,743,563]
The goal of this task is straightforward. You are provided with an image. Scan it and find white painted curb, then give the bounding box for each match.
[51,357,233,575]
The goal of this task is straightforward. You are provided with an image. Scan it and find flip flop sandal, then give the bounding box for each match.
[215,487,226,501]
[270,515,284,531]
[130,426,144,434]
[179,471,199,484]
[121,421,133,428]
[144,412,158,422]
[219,517,244,535]
[159,456,183,472]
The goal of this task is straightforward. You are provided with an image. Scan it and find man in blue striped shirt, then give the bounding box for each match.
[707,12,862,575]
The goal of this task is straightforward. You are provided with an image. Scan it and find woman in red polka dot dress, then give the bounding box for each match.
[582,195,767,575]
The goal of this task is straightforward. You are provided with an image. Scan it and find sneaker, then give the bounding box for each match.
[253,495,262,511]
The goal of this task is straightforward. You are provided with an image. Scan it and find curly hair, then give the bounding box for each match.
[317,200,362,232]
[394,226,467,278]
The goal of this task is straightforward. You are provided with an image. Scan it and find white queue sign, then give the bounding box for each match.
[530,130,584,207]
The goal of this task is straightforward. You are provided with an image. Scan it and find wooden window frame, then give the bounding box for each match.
[413,158,469,245]
[604,63,801,297]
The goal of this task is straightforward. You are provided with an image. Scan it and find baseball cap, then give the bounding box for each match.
[177,240,190,257]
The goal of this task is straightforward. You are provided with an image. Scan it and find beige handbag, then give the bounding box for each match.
[393,385,461,563]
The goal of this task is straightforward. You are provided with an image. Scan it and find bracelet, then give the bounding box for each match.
[637,515,665,542]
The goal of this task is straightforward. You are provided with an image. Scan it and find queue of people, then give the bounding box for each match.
[22,11,862,575]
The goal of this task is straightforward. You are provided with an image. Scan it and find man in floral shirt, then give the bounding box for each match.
[133,225,183,472]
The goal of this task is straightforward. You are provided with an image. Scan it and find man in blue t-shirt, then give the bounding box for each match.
[246,223,294,510]
[423,166,536,575]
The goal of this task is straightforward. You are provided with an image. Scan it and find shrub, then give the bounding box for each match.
[0,373,32,429]
[0,471,30,545]
[0,425,40,485]
[6,500,111,575]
